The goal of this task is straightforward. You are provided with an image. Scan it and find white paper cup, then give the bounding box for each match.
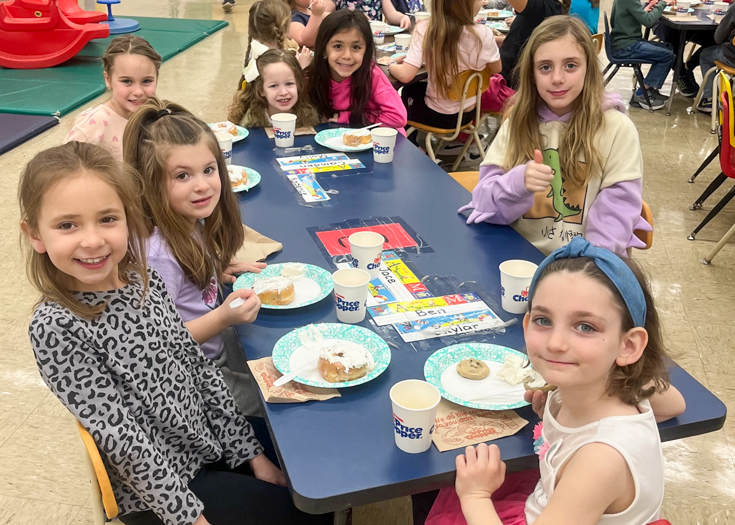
[394,33,412,52]
[370,21,387,44]
[214,131,233,166]
[390,380,440,454]
[332,268,370,324]
[414,11,430,21]
[475,9,489,23]
[714,1,727,14]
[270,113,297,147]
[349,231,384,280]
[703,0,715,9]
[371,127,398,164]
[499,260,538,314]
[676,0,691,14]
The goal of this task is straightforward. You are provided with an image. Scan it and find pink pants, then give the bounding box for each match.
[425,469,540,525]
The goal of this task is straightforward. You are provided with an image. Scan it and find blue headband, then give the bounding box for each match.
[528,237,647,328]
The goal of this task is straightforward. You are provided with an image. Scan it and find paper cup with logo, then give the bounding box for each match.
[499,260,538,315]
[332,268,371,324]
[349,231,384,280]
[676,0,691,14]
[714,1,727,14]
[475,9,489,23]
[371,127,398,164]
[394,33,412,52]
[390,380,440,454]
[370,21,387,44]
[414,11,431,21]
[214,131,233,166]
[270,113,297,147]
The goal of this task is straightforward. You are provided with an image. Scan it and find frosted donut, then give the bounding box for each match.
[342,129,372,147]
[252,276,295,305]
[317,341,370,383]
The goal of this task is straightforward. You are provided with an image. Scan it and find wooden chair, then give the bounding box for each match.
[406,65,491,172]
[449,171,653,250]
[76,421,120,525]
[591,33,603,55]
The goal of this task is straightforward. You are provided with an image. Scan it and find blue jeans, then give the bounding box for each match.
[611,40,676,90]
[699,45,727,99]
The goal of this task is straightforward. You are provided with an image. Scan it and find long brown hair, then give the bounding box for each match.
[529,256,670,405]
[423,0,482,100]
[238,0,292,88]
[123,98,245,290]
[307,10,374,126]
[19,142,148,318]
[102,34,162,77]
[504,15,604,187]
[228,49,319,127]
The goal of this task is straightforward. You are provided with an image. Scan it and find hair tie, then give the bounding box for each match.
[528,237,647,327]
[242,40,270,83]
[156,108,171,119]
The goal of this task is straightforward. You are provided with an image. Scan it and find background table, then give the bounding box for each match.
[231,126,726,518]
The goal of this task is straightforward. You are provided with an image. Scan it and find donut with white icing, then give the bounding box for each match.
[253,276,295,305]
[317,341,370,382]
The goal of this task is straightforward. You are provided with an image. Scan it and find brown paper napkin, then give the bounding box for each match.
[248,356,341,403]
[432,399,528,452]
[235,225,282,262]
[662,13,702,21]
[265,126,317,138]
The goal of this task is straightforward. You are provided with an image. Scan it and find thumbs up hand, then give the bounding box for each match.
[524,149,554,193]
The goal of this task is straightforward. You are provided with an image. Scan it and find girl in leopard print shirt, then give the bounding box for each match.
[19,142,331,525]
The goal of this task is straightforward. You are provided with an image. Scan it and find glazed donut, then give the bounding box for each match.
[456,358,490,381]
[253,276,295,305]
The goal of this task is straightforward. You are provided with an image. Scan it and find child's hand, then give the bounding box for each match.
[505,16,515,26]
[392,54,405,65]
[311,0,326,16]
[193,514,213,525]
[399,14,411,29]
[523,389,548,419]
[328,113,340,123]
[524,149,554,193]
[296,46,313,69]
[219,288,261,326]
[250,454,287,486]
[455,444,506,503]
[221,260,267,284]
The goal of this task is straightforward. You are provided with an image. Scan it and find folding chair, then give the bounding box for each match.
[76,421,120,525]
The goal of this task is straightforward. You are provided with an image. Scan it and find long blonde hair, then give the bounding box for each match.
[503,15,604,187]
[18,142,148,318]
[423,0,482,100]
[238,0,293,89]
[123,98,245,290]
[228,49,319,127]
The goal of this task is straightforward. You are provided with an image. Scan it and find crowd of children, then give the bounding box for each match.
[22,0,706,522]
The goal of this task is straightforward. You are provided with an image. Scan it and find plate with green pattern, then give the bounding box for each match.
[315,128,373,152]
[207,122,250,142]
[272,323,391,388]
[386,25,404,34]
[233,263,333,310]
[424,343,532,411]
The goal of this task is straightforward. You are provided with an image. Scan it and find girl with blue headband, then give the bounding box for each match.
[421,238,685,525]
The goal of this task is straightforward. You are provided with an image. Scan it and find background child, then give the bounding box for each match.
[64,35,161,162]
[458,16,651,257]
[696,2,735,113]
[426,237,681,525]
[124,98,266,417]
[308,10,407,130]
[569,0,599,33]
[287,0,329,47]
[610,0,675,110]
[326,0,411,29]
[238,0,312,89]
[228,49,320,128]
[499,0,564,89]
[20,141,331,525]
[389,0,501,134]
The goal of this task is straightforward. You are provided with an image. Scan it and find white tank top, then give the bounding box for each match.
[524,390,664,524]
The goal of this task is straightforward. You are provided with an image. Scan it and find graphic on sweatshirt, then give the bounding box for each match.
[523,149,586,225]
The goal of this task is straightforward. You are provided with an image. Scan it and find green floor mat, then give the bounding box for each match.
[0,17,228,117]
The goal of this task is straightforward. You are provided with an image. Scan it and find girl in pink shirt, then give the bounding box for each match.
[307,10,407,132]
[389,0,501,131]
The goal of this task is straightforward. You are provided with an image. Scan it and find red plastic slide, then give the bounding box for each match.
[3,0,107,25]
[0,0,109,69]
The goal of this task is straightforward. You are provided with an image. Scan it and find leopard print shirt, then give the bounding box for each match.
[29,269,263,525]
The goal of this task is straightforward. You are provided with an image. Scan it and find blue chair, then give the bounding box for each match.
[601,12,655,113]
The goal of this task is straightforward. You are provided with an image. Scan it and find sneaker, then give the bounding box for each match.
[697,97,713,114]
[631,88,666,110]
[677,71,700,98]
[222,0,235,11]
[435,140,467,157]
[646,87,669,102]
